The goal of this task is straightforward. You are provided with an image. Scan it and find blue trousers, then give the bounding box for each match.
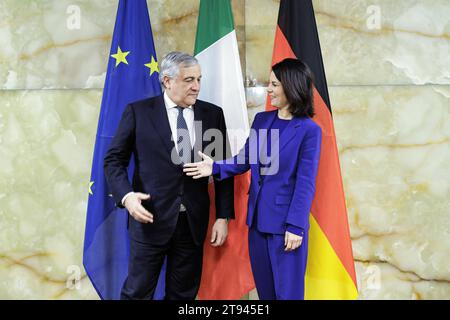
[248,227,308,300]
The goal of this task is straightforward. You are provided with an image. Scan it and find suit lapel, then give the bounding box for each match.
[147,95,177,156]
[192,101,209,162]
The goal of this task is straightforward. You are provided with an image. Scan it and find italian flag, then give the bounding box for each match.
[194,0,255,299]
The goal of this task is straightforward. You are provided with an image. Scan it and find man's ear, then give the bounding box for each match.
[162,76,171,90]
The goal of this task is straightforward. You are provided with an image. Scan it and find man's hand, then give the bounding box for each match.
[210,218,228,247]
[183,151,213,179]
[284,231,303,251]
[124,192,154,224]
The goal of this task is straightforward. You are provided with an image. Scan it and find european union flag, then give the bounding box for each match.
[83,0,164,300]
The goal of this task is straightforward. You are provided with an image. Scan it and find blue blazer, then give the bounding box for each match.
[214,110,322,234]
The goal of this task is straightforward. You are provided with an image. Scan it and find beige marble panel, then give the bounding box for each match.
[246,0,450,86]
[333,85,449,299]
[0,89,101,299]
[246,84,450,299]
[0,0,244,90]
[0,0,116,89]
[355,261,450,299]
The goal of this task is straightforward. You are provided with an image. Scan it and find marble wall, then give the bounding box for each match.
[0,0,448,299]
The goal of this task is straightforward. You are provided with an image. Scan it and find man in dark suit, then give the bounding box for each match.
[104,51,234,300]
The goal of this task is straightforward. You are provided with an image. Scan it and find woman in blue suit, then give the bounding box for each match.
[184,58,322,300]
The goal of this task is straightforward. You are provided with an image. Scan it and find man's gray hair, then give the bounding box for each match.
[159,51,199,88]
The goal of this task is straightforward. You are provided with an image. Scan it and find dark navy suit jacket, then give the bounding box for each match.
[214,110,322,234]
[104,95,234,246]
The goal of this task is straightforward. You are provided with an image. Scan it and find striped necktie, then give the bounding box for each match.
[176,106,192,164]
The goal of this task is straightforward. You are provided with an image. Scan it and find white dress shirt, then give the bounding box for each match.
[121,92,195,207]
[163,91,196,151]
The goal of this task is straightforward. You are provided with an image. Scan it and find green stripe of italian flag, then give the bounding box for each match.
[194,0,249,154]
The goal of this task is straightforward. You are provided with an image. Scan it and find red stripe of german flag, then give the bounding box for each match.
[267,0,358,299]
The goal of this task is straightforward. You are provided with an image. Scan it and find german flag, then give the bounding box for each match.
[267,0,358,299]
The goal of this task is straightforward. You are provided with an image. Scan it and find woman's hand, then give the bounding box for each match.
[284,231,303,251]
[183,151,214,179]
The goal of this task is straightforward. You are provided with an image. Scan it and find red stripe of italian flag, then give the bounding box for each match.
[267,0,358,299]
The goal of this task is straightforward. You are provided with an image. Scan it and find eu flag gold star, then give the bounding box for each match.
[111,46,130,67]
[89,181,94,195]
[145,56,159,76]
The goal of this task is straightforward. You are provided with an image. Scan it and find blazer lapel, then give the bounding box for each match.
[260,115,302,178]
[147,95,177,156]
[278,116,302,152]
[257,112,277,180]
[258,111,277,160]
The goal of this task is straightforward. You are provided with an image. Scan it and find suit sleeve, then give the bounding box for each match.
[213,113,260,181]
[285,124,322,230]
[212,108,235,220]
[103,104,135,208]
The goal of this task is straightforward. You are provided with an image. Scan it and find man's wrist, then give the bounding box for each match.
[217,217,229,224]
[122,191,135,206]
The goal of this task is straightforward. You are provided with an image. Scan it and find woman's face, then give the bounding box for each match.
[267,71,289,109]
